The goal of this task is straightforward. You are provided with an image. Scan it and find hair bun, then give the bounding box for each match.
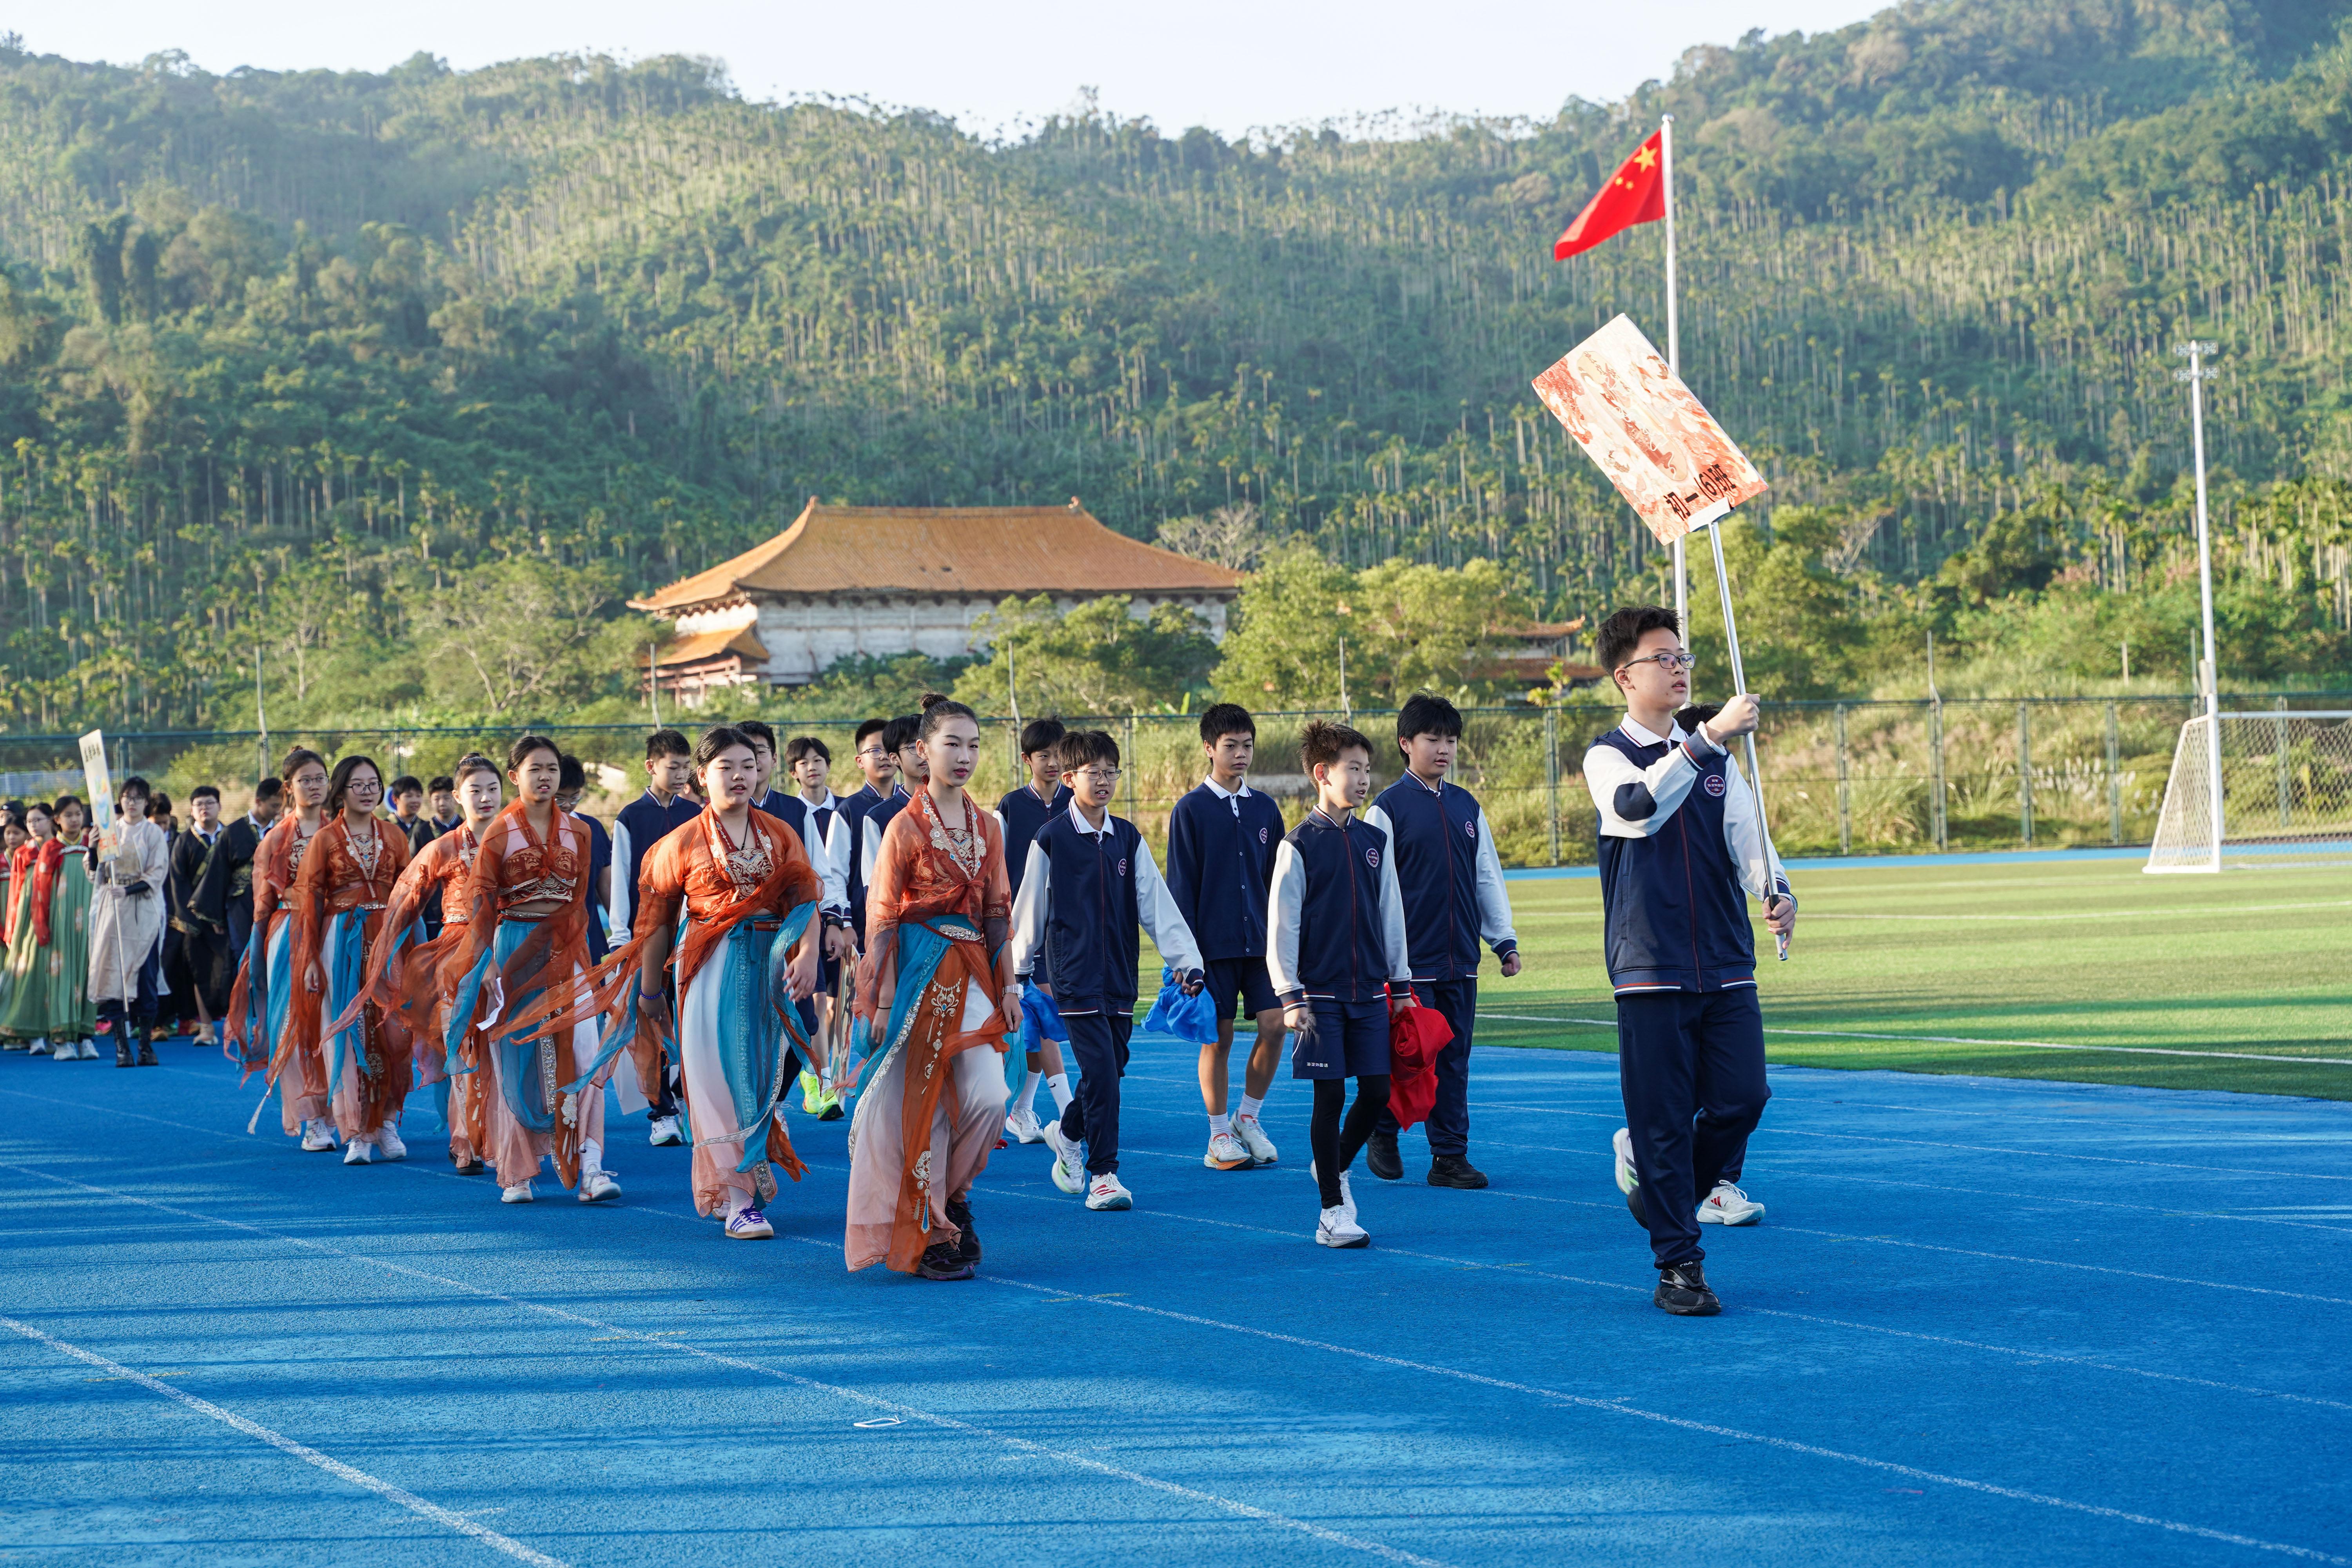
[918,691,950,712]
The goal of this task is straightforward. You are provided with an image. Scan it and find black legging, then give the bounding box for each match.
[1312,1074,1392,1209]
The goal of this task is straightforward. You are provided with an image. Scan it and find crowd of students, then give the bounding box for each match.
[1,604,1797,1314]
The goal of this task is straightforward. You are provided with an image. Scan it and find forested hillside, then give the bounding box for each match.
[0,0,2348,733]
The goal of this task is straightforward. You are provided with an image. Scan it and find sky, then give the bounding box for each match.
[15,0,1891,138]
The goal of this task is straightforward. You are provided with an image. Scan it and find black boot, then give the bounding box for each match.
[946,1195,981,1265]
[137,1031,160,1067]
[1366,1129,1404,1181]
[1655,1260,1720,1316]
[1427,1154,1488,1189]
[916,1240,975,1281]
[114,1034,134,1068]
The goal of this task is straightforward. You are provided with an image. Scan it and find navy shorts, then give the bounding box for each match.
[1290,1000,1391,1080]
[1203,956,1278,1023]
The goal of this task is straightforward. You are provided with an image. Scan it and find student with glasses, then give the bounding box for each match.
[1583,606,1797,1316]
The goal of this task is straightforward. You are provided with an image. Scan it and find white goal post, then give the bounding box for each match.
[2145,711,2352,872]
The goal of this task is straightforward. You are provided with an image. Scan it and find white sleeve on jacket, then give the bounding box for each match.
[860,815,882,887]
[816,814,849,913]
[1722,750,1793,905]
[1361,802,1395,842]
[1473,809,1518,950]
[1377,826,1410,985]
[608,817,634,942]
[1008,844,1052,978]
[1582,730,1724,838]
[1265,839,1306,1001]
[1134,840,1202,975]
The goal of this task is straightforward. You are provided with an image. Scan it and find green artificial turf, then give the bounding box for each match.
[1475,858,2352,1100]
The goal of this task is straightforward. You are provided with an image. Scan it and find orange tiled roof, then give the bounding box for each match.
[631,501,1245,613]
[656,626,769,668]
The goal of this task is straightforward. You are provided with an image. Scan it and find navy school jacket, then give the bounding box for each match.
[1008,802,1202,1016]
[1364,773,1519,982]
[1266,809,1412,1006]
[1165,779,1287,962]
[994,780,1072,900]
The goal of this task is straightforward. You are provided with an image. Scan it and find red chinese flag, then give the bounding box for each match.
[1552,131,1665,260]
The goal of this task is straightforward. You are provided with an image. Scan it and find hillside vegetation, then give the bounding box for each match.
[0,0,2348,735]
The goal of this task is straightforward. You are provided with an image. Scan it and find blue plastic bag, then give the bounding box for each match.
[1019,985,1071,1054]
[1141,966,1217,1046]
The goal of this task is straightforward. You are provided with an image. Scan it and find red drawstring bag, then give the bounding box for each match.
[1386,1001,1455,1131]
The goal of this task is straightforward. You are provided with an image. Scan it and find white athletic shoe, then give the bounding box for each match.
[1043,1121,1085,1195]
[1085,1173,1133,1211]
[76,1040,99,1060]
[1232,1114,1278,1165]
[1697,1181,1765,1226]
[1309,1159,1357,1222]
[647,1116,682,1147]
[52,1041,77,1061]
[1004,1106,1045,1144]
[301,1121,338,1153]
[501,1182,535,1204]
[376,1124,408,1162]
[1612,1127,1639,1196]
[724,1206,774,1240]
[342,1140,375,1165]
[1316,1205,1370,1248]
[579,1169,622,1204]
[1204,1131,1252,1170]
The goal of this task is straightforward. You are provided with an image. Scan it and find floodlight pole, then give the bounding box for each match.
[2176,340,2222,871]
[1662,113,1686,635]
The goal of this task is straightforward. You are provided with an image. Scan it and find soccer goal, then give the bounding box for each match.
[2145,710,2352,872]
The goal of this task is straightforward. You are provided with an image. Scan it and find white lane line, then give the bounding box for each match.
[0,1161,1453,1568]
[0,1315,569,1568]
[1471,1101,2352,1181]
[964,1272,2349,1564]
[961,1183,2352,1416]
[1475,1013,2352,1068]
[1775,900,2352,922]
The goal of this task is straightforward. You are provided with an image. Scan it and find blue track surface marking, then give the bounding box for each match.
[2,1038,2347,1565]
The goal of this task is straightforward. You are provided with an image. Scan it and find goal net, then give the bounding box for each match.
[2145,711,2352,872]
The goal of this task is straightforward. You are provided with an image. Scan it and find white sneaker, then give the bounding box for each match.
[1309,1159,1357,1222]
[1004,1106,1045,1144]
[376,1124,408,1161]
[647,1116,682,1147]
[1316,1204,1370,1248]
[579,1169,622,1204]
[1204,1131,1251,1170]
[1698,1180,1765,1226]
[724,1206,774,1239]
[1612,1127,1639,1196]
[1085,1173,1133,1211]
[343,1140,375,1165]
[1232,1114,1278,1165]
[76,1040,99,1060]
[501,1182,535,1204]
[301,1121,338,1153]
[53,1041,77,1061]
[1043,1121,1085,1195]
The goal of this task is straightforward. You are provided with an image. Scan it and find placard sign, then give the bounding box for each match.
[78,729,116,862]
[1531,313,1767,542]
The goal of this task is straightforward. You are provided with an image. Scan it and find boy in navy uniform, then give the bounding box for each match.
[1362,693,1521,1190]
[1009,730,1203,1213]
[784,734,857,1116]
[555,756,613,962]
[994,715,1073,1143]
[857,712,927,893]
[610,727,701,1146]
[1583,606,1795,1316]
[1165,703,1289,1170]
[1268,722,1415,1249]
[837,718,898,951]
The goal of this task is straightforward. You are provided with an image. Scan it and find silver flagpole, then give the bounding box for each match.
[2174,340,2223,871]
[1662,113,1686,634]
[1702,516,1786,959]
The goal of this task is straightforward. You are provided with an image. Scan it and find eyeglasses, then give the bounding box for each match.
[1619,652,1697,674]
[857,746,892,760]
[1070,768,1122,783]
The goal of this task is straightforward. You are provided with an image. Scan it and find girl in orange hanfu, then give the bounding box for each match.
[229,749,335,1150]
[292,755,415,1166]
[328,752,505,1174]
[848,695,1020,1281]
[554,726,828,1238]
[441,735,620,1206]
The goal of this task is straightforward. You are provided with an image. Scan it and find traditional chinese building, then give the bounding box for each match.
[631,499,1245,701]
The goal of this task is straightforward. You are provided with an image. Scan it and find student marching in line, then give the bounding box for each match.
[291,755,414,1164]
[232,750,333,1147]
[1010,728,1204,1213]
[554,756,613,965]
[993,715,1074,1145]
[849,696,1018,1280]
[1583,606,1795,1316]
[609,727,701,1147]
[1165,703,1289,1170]
[836,717,898,959]
[1361,693,1521,1191]
[1267,721,1416,1249]
[857,713,927,893]
[782,733,857,1117]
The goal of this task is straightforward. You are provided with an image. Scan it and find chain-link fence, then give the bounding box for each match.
[4,693,2346,866]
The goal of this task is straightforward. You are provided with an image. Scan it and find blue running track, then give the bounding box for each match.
[2,1039,2346,1566]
